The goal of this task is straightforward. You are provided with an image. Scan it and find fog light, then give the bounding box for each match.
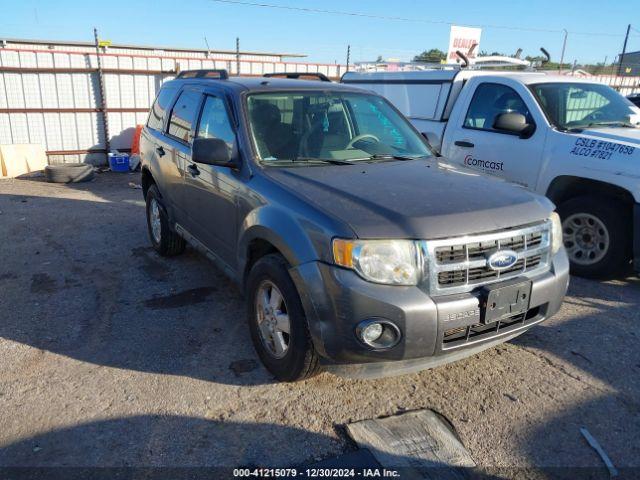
[355,319,401,349]
[361,322,384,344]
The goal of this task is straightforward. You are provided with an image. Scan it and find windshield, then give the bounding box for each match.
[246,91,432,165]
[531,82,640,130]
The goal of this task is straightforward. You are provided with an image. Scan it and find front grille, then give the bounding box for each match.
[424,221,551,295]
[443,307,540,349]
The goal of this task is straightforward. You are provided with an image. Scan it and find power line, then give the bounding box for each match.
[209,0,633,37]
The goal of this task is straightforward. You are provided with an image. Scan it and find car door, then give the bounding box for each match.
[142,85,186,219]
[443,79,546,189]
[182,92,240,266]
[160,86,204,221]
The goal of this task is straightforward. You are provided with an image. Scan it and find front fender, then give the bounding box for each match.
[237,205,328,279]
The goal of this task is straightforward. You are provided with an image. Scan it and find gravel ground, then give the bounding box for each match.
[0,173,639,474]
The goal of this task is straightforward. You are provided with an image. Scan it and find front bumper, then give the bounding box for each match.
[289,249,570,379]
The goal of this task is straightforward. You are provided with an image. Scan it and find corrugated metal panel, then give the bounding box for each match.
[0,40,349,164]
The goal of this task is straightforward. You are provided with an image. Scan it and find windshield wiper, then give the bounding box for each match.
[564,121,637,132]
[292,157,354,165]
[355,153,424,162]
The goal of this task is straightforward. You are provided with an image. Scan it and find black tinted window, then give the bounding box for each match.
[464,83,531,131]
[147,87,177,131]
[168,90,202,142]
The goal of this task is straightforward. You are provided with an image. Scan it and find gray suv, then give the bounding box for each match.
[140,70,569,381]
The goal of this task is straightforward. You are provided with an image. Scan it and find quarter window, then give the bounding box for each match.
[147,87,177,131]
[464,83,531,132]
[196,96,235,147]
[167,90,202,143]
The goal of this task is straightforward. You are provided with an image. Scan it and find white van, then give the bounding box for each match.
[343,69,640,278]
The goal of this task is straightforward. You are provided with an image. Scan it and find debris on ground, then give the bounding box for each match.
[580,427,618,477]
[347,409,475,476]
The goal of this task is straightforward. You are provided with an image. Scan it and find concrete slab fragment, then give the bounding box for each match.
[347,409,475,479]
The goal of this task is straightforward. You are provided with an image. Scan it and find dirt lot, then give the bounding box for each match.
[0,173,639,474]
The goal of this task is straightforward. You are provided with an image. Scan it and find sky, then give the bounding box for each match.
[0,0,638,65]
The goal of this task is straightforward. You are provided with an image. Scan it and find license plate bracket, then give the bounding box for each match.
[481,280,532,324]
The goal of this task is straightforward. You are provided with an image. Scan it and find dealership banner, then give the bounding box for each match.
[447,25,482,63]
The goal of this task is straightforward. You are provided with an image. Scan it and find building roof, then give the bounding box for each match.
[0,37,306,58]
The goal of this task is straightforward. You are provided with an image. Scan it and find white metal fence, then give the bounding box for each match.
[0,42,347,165]
[568,73,640,97]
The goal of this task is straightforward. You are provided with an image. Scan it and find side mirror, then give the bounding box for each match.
[192,137,237,167]
[493,113,534,138]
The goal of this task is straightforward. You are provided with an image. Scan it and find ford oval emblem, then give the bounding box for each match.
[487,250,518,271]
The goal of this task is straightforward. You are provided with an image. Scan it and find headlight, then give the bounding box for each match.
[333,239,421,285]
[550,211,563,255]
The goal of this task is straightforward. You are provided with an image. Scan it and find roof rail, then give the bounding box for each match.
[263,72,331,82]
[176,69,229,80]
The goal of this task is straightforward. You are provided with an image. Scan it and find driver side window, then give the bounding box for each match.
[464,83,531,132]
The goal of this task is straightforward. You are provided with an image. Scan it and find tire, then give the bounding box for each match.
[145,184,186,257]
[558,195,632,279]
[246,254,320,381]
[44,163,95,183]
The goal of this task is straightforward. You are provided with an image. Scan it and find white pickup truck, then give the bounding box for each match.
[343,70,640,278]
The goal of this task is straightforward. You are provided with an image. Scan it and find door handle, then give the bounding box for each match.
[155,146,166,157]
[187,163,200,177]
[454,140,474,148]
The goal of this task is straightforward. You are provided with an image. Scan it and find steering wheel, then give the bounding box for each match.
[346,134,380,150]
[583,110,606,122]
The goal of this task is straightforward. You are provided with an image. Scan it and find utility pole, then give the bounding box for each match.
[559,29,568,73]
[618,24,631,76]
[236,37,240,76]
[93,28,110,157]
[346,44,351,73]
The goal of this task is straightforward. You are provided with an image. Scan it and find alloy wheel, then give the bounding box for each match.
[149,198,162,244]
[255,280,291,359]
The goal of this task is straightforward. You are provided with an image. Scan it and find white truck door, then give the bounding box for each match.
[442,78,547,189]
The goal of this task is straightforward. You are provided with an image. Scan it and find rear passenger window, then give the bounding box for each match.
[167,90,202,143]
[464,83,531,131]
[147,87,177,131]
[196,96,235,147]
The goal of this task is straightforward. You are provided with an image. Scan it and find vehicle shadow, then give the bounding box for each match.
[0,175,273,386]
[0,414,509,479]
[0,415,339,469]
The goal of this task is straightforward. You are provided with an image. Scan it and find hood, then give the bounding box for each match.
[264,159,554,239]
[577,126,640,145]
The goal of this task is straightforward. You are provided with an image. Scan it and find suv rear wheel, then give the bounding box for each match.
[145,184,186,256]
[246,254,320,381]
[558,195,631,279]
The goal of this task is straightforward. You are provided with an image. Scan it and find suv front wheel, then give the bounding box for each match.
[246,254,320,381]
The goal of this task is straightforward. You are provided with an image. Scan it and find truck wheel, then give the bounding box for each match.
[558,196,632,279]
[145,184,185,257]
[246,254,320,381]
